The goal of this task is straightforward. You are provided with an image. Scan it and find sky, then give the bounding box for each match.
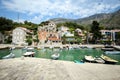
[0,0,120,24]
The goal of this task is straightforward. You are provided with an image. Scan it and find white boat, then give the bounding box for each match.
[85,55,95,62]
[23,47,35,57]
[87,46,94,49]
[37,46,44,50]
[104,51,120,55]
[9,46,15,50]
[51,53,60,60]
[94,58,105,64]
[101,48,114,51]
[85,55,105,63]
[2,53,15,59]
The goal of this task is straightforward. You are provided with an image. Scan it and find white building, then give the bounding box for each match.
[58,26,74,37]
[100,30,120,41]
[12,27,32,45]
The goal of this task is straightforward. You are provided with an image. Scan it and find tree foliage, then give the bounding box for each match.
[0,17,14,31]
[57,22,84,31]
[91,21,102,43]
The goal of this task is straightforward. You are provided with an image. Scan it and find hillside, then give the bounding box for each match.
[50,9,120,29]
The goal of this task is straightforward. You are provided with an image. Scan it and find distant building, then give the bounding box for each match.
[75,28,84,37]
[58,26,74,37]
[100,30,120,41]
[12,27,33,45]
[38,21,62,45]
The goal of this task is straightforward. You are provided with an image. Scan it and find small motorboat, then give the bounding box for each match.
[2,53,15,59]
[101,48,114,51]
[94,57,105,64]
[37,46,44,50]
[104,51,120,55]
[85,55,105,64]
[51,53,60,60]
[74,60,84,64]
[23,47,35,57]
[101,55,118,64]
[9,46,15,50]
[84,55,95,62]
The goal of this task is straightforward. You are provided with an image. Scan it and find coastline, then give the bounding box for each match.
[0,44,105,49]
[0,57,120,80]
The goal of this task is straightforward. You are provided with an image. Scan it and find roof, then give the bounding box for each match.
[48,37,61,41]
[14,27,33,34]
[100,30,120,32]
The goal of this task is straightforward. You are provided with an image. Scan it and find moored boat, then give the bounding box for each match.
[23,47,35,57]
[51,53,60,60]
[104,51,120,55]
[74,60,84,64]
[101,55,118,64]
[84,55,95,62]
[2,53,15,59]
[101,48,114,51]
[85,55,105,64]
[94,57,105,64]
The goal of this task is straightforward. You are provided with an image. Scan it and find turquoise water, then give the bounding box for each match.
[1,48,120,64]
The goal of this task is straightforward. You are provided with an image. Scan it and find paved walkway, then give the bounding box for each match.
[0,58,120,80]
[0,44,105,49]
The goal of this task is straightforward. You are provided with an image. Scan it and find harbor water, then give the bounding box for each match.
[0,48,120,64]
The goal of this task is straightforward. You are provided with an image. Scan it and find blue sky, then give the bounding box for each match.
[0,0,120,24]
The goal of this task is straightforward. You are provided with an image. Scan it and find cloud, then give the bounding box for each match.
[1,0,120,23]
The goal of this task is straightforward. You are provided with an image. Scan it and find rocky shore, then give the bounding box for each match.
[0,58,120,80]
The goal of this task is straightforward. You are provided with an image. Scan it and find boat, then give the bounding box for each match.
[74,60,84,64]
[84,55,95,62]
[101,48,114,51]
[23,47,35,57]
[85,55,105,64]
[86,46,94,49]
[9,46,15,50]
[94,57,105,64]
[101,55,118,64]
[104,51,120,55]
[37,46,44,50]
[51,53,60,60]
[104,45,113,48]
[2,53,15,59]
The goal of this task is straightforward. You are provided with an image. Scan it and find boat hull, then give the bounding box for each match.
[104,51,120,55]
[51,53,60,60]
[2,53,15,59]
[101,55,118,64]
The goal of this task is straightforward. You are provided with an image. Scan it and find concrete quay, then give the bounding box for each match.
[0,58,120,80]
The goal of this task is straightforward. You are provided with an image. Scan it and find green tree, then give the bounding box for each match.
[0,17,13,31]
[91,21,102,43]
[26,35,32,45]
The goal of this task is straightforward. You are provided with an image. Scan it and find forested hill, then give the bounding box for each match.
[50,9,120,29]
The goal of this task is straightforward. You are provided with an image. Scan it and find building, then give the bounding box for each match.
[100,30,120,41]
[12,27,33,45]
[38,21,62,45]
[75,28,84,37]
[58,26,74,37]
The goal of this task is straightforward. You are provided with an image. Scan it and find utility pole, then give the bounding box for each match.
[18,13,19,23]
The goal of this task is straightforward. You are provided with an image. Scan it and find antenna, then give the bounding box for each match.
[18,13,19,23]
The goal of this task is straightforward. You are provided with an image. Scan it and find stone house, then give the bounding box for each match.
[12,27,33,45]
[38,21,62,45]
